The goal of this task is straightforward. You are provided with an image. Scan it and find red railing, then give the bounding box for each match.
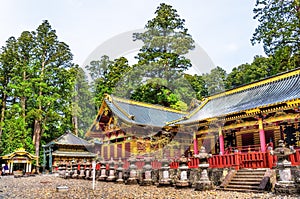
[98,149,300,171]
[188,157,199,168]
[289,148,300,166]
[208,149,300,169]
[170,161,179,169]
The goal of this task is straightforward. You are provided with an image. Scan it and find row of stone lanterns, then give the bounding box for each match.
[55,147,215,192]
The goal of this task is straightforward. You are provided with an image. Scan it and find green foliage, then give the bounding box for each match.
[225,56,271,89]
[0,20,77,159]
[202,67,227,95]
[86,56,132,108]
[252,0,300,56]
[71,66,95,138]
[121,3,195,110]
[184,74,208,99]
[133,3,195,71]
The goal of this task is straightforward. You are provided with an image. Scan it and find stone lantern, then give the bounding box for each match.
[71,159,78,179]
[98,159,107,181]
[126,155,138,185]
[78,160,86,179]
[116,158,124,183]
[59,161,67,178]
[141,156,153,186]
[271,140,297,194]
[85,161,91,180]
[194,146,213,191]
[175,155,190,188]
[107,157,116,181]
[158,157,171,186]
[65,161,72,179]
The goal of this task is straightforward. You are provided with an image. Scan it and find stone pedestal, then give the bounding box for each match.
[116,158,124,184]
[78,163,85,179]
[193,146,213,191]
[59,163,66,178]
[126,156,138,185]
[140,157,153,186]
[195,164,213,191]
[98,160,107,181]
[71,163,78,179]
[65,163,71,179]
[271,140,298,194]
[158,158,171,186]
[175,156,190,188]
[85,163,91,180]
[107,158,116,182]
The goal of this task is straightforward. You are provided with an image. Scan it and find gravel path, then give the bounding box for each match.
[0,175,299,199]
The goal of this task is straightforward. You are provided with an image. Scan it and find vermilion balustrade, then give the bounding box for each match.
[94,149,300,171]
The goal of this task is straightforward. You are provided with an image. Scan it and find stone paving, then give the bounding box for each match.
[0,175,299,199]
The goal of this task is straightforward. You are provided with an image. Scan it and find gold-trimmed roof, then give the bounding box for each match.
[1,148,36,160]
[172,68,300,125]
[107,94,187,115]
[210,68,300,100]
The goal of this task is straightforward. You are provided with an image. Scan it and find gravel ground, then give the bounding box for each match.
[0,175,299,199]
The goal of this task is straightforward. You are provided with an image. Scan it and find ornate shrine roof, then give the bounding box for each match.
[170,68,300,125]
[1,148,36,160]
[104,95,186,127]
[44,131,92,147]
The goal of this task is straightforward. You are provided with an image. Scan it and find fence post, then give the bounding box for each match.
[234,152,240,170]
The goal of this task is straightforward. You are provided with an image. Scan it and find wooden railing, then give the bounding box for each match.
[98,149,300,171]
[289,148,300,166]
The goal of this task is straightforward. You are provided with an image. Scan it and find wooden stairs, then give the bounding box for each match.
[218,168,272,192]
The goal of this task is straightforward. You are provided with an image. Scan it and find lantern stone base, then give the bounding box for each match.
[175,180,190,188]
[158,179,172,186]
[275,181,299,194]
[116,179,124,184]
[195,180,213,191]
[106,176,116,182]
[140,179,153,186]
[98,176,107,181]
[126,178,138,185]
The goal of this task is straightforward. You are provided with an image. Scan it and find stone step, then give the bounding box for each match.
[236,171,266,175]
[225,184,261,190]
[220,187,264,193]
[233,175,264,179]
[228,181,260,185]
[231,178,262,182]
[236,170,266,174]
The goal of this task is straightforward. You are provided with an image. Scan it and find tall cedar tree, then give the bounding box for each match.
[128,3,195,109]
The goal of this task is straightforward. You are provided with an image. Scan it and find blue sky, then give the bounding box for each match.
[0,0,265,73]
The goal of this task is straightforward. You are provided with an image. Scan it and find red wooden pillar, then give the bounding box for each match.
[193,132,199,155]
[258,117,266,152]
[219,126,225,155]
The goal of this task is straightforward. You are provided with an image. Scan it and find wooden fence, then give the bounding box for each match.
[95,149,300,171]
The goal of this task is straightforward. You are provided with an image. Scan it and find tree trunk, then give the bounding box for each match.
[0,92,7,139]
[34,59,45,166]
[72,115,78,136]
[34,119,41,166]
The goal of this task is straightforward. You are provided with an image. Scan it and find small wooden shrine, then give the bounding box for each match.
[86,95,189,160]
[42,131,96,172]
[1,148,36,174]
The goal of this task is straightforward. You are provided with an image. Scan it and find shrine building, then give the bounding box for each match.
[170,68,300,156]
[1,148,36,174]
[86,94,191,159]
[86,68,300,164]
[43,131,96,172]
